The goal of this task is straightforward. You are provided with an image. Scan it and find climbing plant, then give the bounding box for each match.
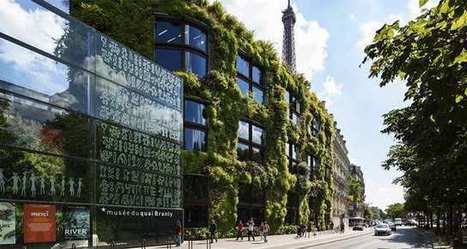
[71,0,336,233]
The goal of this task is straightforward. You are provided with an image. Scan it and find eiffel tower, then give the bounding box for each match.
[282,0,296,72]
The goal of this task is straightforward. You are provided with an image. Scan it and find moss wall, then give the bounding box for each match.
[71,0,336,232]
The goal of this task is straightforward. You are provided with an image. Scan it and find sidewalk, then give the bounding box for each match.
[148,229,372,249]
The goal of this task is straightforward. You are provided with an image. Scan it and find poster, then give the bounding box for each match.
[24,204,56,244]
[63,207,90,241]
[0,202,15,245]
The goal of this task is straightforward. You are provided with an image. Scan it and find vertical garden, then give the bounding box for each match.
[71,0,336,233]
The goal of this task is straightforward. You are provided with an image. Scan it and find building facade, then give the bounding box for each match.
[349,164,365,218]
[72,0,338,232]
[332,127,351,230]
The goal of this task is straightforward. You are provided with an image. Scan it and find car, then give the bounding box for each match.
[374,224,392,236]
[353,225,364,231]
[405,219,418,226]
[385,221,396,231]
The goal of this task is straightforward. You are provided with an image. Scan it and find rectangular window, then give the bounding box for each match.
[188,25,207,52]
[238,121,250,140]
[184,100,206,125]
[251,125,264,145]
[252,86,264,104]
[252,66,261,84]
[187,52,207,78]
[184,128,206,151]
[156,21,183,44]
[236,56,249,77]
[237,142,250,161]
[237,77,250,95]
[155,48,183,71]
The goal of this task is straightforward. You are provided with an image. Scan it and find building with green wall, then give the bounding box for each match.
[71,0,337,233]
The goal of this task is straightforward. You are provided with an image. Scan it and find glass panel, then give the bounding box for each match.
[238,121,250,140]
[0,93,91,158]
[285,143,290,157]
[252,66,261,84]
[284,90,290,103]
[44,0,70,13]
[0,147,92,203]
[253,86,264,104]
[155,48,183,71]
[237,77,249,95]
[237,142,249,161]
[252,125,264,145]
[184,100,206,126]
[156,21,183,44]
[187,52,207,78]
[0,36,89,113]
[251,146,262,163]
[96,121,181,208]
[236,56,249,77]
[292,144,298,161]
[291,113,299,126]
[189,25,207,52]
[95,76,183,142]
[184,128,206,151]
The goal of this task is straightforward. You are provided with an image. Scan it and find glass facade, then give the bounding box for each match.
[237,121,264,162]
[236,56,264,104]
[155,21,208,78]
[0,1,183,247]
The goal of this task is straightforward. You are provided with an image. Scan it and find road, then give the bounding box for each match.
[270,226,432,249]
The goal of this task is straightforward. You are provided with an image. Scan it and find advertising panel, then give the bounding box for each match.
[63,206,90,248]
[24,204,56,244]
[0,202,16,245]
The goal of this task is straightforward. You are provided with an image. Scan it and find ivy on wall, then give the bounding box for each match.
[71,0,336,233]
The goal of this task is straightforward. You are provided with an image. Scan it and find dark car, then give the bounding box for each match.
[353,225,364,231]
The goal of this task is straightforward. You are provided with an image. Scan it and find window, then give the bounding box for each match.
[285,90,301,126]
[236,56,264,105]
[237,120,265,162]
[155,49,183,71]
[307,155,320,175]
[155,21,208,78]
[311,116,321,136]
[185,100,206,125]
[184,100,208,151]
[187,52,207,77]
[156,21,183,44]
[184,128,206,151]
[286,142,300,172]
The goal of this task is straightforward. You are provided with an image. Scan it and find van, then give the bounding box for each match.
[394,218,402,226]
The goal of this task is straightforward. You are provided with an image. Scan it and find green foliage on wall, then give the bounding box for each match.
[71,0,336,232]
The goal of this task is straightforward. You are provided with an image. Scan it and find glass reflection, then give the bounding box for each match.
[155,48,183,71]
[292,144,298,160]
[0,93,91,157]
[187,52,207,78]
[237,142,249,161]
[236,56,249,77]
[252,66,261,84]
[237,77,249,95]
[252,125,264,145]
[253,86,264,104]
[185,100,206,125]
[251,146,262,163]
[184,128,206,151]
[189,26,207,52]
[238,121,249,140]
[156,21,183,44]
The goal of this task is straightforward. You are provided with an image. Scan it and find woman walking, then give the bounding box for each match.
[247,218,255,241]
[235,220,244,240]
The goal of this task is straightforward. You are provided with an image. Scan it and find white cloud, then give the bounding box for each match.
[349,14,356,21]
[319,75,343,107]
[407,0,438,19]
[208,0,329,80]
[0,0,67,95]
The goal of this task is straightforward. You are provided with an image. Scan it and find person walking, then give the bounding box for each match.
[175,220,182,247]
[261,221,270,242]
[306,222,312,238]
[247,218,255,241]
[209,219,217,243]
[236,220,244,240]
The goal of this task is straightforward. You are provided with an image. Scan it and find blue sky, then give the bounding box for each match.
[215,0,437,209]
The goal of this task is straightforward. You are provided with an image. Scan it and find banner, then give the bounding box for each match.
[0,202,15,245]
[63,207,90,241]
[24,204,56,244]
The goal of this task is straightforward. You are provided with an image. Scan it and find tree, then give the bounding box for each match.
[385,203,406,219]
[364,0,467,241]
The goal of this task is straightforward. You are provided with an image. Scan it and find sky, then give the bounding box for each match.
[210,0,436,210]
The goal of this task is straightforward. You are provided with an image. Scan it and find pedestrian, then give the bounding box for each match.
[306,222,312,238]
[175,220,182,247]
[247,218,255,241]
[236,220,244,240]
[209,219,217,243]
[262,221,270,242]
[300,223,306,238]
[340,221,345,233]
[296,224,302,238]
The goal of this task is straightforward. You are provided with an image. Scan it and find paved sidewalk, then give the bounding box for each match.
[149,229,372,249]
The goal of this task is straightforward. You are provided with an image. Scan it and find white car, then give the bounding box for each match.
[374,224,392,236]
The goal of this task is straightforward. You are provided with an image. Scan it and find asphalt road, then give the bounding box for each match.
[272,226,432,249]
